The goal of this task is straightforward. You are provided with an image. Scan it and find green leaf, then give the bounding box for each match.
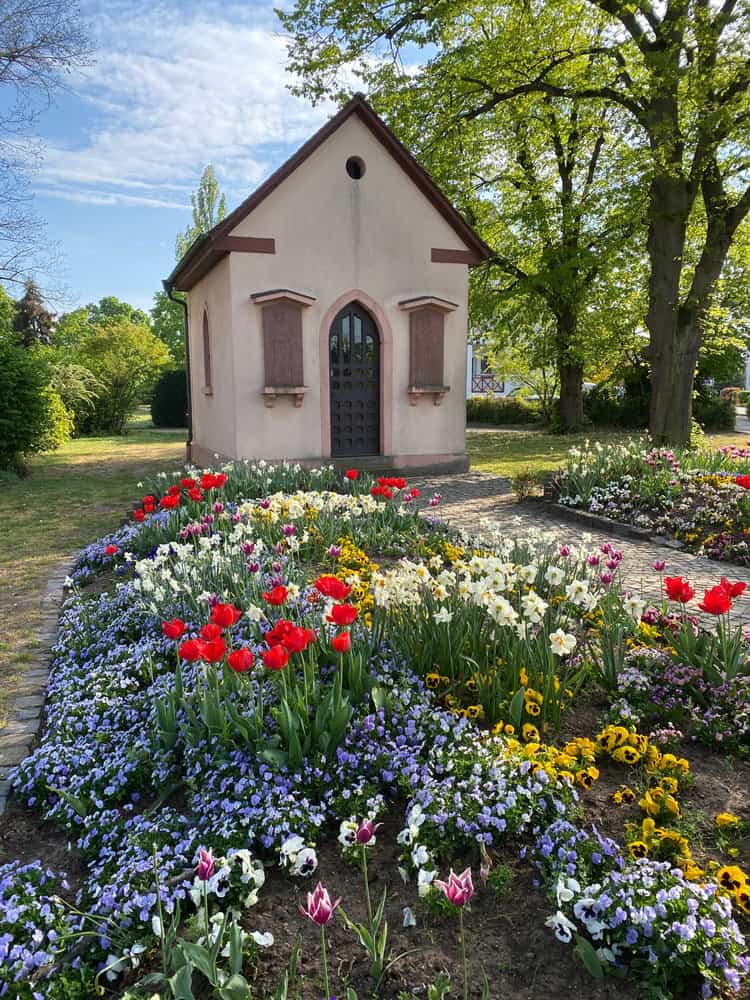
[574,936,605,980]
[169,963,195,1000]
[218,973,252,1000]
[509,687,525,730]
[176,941,216,985]
[46,784,90,818]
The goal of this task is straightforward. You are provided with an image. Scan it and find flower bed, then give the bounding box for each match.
[558,439,750,564]
[1,459,749,999]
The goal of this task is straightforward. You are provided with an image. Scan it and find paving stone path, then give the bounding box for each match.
[0,557,74,816]
[414,471,750,621]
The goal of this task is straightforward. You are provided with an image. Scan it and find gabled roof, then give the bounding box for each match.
[165,94,492,292]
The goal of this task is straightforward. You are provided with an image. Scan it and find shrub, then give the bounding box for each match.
[466,395,541,425]
[151,368,188,428]
[512,468,545,499]
[693,391,735,432]
[0,342,56,473]
[737,390,750,405]
[75,320,170,435]
[582,385,649,428]
[37,388,74,452]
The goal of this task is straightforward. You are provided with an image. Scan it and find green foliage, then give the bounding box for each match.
[52,307,90,352]
[37,387,73,452]
[0,342,56,473]
[512,468,546,500]
[151,368,188,428]
[175,165,227,261]
[14,279,54,347]
[466,396,541,426]
[151,289,185,365]
[47,360,102,419]
[0,284,15,342]
[693,392,735,433]
[75,320,170,435]
[86,295,150,329]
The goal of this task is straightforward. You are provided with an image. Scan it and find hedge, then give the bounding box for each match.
[466,396,541,425]
[151,368,188,428]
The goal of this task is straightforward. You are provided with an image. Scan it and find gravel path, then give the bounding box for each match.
[414,471,750,621]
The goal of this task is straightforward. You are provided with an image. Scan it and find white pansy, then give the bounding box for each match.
[251,931,274,948]
[417,867,437,897]
[411,844,431,867]
[545,909,577,943]
[403,906,417,927]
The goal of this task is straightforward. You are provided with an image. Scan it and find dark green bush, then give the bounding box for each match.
[151,368,188,427]
[466,395,541,425]
[693,391,735,431]
[0,342,56,473]
[583,385,649,428]
[736,390,750,405]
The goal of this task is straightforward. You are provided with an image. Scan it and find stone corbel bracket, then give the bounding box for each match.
[262,386,307,408]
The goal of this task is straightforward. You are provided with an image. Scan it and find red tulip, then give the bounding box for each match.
[162,618,187,640]
[133,508,145,522]
[214,473,228,488]
[180,477,197,489]
[314,575,352,601]
[263,585,288,606]
[142,495,155,506]
[265,619,295,646]
[327,603,358,626]
[664,575,695,604]
[282,626,316,654]
[210,603,243,627]
[159,494,180,510]
[719,577,746,599]
[200,638,227,663]
[167,485,181,496]
[179,639,205,662]
[200,622,223,641]
[187,488,203,502]
[200,473,217,490]
[331,631,351,653]
[228,648,254,673]
[698,585,732,615]
[104,544,118,556]
[345,469,358,480]
[735,474,750,490]
[262,645,289,670]
[299,882,341,926]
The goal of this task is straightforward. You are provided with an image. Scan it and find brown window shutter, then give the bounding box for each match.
[202,310,212,389]
[262,301,304,386]
[409,307,444,387]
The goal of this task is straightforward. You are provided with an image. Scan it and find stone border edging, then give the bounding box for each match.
[0,553,78,817]
[535,500,682,550]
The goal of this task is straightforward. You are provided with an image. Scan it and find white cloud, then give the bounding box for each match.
[39,0,333,210]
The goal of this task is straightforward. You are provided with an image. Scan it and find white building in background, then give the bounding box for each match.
[465,342,521,398]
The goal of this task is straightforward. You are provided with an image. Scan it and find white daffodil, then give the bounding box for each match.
[433,606,453,625]
[549,629,577,657]
[623,595,645,620]
[545,565,565,586]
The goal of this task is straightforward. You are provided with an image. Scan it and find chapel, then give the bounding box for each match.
[164,94,491,472]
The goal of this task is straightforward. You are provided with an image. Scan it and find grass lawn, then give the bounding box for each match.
[0,411,186,725]
[467,426,750,478]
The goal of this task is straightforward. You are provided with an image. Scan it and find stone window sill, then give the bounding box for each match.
[263,386,307,408]
[202,385,213,397]
[408,384,450,406]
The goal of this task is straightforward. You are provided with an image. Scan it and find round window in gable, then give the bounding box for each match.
[346,156,366,179]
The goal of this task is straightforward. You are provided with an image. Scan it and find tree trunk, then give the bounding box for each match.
[555,306,583,432]
[645,171,692,444]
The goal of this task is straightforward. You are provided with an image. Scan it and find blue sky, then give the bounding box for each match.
[30,0,336,313]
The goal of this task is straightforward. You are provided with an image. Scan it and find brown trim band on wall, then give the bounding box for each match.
[215,236,276,254]
[431,247,482,266]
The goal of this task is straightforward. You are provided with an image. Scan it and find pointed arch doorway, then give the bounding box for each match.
[328,302,380,456]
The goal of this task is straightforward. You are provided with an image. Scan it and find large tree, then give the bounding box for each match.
[175,165,227,261]
[14,277,53,346]
[0,0,89,285]
[281,0,750,444]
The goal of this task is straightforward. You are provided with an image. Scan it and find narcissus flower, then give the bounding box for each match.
[262,645,289,670]
[299,882,341,925]
[549,629,576,656]
[161,618,186,640]
[435,867,474,908]
[227,648,254,673]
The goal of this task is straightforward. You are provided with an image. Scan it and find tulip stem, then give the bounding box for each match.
[320,924,330,999]
[362,846,373,929]
[459,907,468,1000]
[203,879,212,972]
